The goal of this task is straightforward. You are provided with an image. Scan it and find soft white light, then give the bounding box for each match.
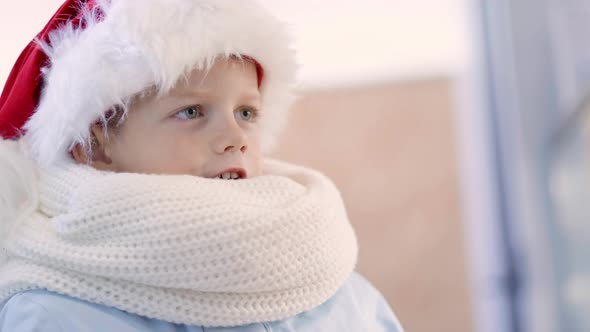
[0,0,468,91]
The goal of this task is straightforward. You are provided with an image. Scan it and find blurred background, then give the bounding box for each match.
[2,1,589,331]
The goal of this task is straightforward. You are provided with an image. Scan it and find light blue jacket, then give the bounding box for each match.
[0,272,402,331]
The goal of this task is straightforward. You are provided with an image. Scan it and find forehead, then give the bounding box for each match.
[127,57,260,110]
[172,58,260,95]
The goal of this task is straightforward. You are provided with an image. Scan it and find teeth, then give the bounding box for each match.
[218,172,241,180]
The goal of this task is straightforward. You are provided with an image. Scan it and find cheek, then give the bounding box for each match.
[147,132,207,171]
[246,134,264,176]
[109,124,195,173]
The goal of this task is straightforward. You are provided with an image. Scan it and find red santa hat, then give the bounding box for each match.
[0,0,297,166]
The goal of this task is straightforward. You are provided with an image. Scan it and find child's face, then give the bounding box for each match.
[91,58,263,178]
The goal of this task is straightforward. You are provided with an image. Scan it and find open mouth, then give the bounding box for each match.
[218,172,243,180]
[212,168,247,180]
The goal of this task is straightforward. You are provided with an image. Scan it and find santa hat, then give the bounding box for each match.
[0,0,297,166]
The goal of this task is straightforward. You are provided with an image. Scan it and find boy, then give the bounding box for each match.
[0,0,403,331]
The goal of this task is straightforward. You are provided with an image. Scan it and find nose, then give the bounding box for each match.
[210,118,249,155]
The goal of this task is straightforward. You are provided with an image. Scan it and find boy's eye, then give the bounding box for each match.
[236,106,258,122]
[174,105,203,120]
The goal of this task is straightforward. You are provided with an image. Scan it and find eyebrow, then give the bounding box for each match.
[173,90,260,101]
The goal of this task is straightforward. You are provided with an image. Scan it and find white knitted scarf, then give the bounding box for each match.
[0,149,358,327]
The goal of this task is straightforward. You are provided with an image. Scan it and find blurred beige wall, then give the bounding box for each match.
[272,78,473,332]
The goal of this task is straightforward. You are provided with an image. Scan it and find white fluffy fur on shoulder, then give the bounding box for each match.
[0,138,38,252]
[24,0,298,166]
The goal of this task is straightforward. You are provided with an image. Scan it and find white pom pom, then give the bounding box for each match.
[0,138,38,256]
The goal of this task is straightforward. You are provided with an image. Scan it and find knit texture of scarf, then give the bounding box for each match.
[0,142,358,327]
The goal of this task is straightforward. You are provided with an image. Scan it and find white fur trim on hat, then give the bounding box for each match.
[24,0,298,166]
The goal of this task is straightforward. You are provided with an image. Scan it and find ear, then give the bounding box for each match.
[71,124,116,171]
